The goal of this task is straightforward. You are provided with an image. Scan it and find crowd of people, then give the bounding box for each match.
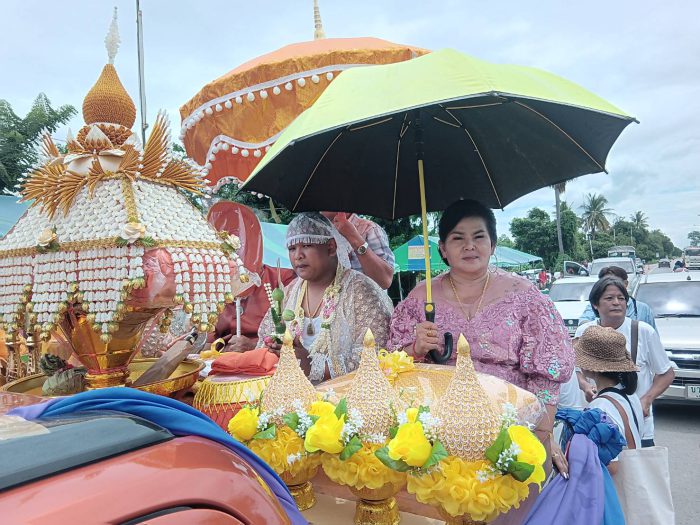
[208,197,673,523]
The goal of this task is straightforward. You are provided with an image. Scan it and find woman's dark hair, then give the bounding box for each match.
[438,199,497,265]
[588,277,629,317]
[599,371,638,395]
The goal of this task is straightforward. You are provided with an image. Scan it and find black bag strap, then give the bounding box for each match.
[631,320,639,364]
[597,386,641,438]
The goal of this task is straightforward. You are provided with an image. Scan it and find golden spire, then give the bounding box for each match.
[82,8,136,129]
[260,329,317,418]
[433,335,501,460]
[313,0,326,40]
[345,328,403,435]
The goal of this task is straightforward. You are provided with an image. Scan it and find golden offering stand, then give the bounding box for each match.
[2,358,203,398]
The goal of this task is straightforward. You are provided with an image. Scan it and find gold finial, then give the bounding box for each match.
[81,9,136,128]
[363,328,375,348]
[457,334,470,357]
[313,0,326,40]
[282,328,294,348]
[105,7,120,65]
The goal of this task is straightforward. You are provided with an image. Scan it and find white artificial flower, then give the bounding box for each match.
[121,222,146,243]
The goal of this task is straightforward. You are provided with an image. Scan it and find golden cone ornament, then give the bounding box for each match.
[82,64,136,129]
[346,329,403,436]
[433,334,500,460]
[260,330,317,416]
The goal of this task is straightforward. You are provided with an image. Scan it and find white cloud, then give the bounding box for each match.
[1,0,698,247]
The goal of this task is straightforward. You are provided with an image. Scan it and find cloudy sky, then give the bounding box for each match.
[2,0,699,247]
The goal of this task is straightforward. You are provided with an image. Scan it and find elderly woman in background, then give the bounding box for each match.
[258,212,393,383]
[389,200,574,498]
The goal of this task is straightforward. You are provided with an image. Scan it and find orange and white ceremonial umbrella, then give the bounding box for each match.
[179,9,427,191]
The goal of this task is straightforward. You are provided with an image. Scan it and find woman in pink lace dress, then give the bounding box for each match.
[389,199,574,523]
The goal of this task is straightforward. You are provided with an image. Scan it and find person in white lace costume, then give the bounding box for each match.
[257,213,393,383]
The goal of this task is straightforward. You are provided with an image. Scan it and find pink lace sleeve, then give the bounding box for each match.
[388,297,424,351]
[518,291,575,406]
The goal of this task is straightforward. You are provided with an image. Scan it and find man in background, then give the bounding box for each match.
[321,212,395,290]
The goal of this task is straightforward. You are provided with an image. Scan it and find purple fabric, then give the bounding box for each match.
[523,434,604,524]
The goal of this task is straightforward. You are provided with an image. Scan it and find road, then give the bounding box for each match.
[654,402,700,525]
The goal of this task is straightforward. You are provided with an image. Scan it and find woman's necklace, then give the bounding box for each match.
[303,284,325,335]
[448,271,490,321]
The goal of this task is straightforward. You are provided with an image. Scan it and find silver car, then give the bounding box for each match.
[633,272,700,403]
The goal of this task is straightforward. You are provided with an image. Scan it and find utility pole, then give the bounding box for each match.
[136,0,148,145]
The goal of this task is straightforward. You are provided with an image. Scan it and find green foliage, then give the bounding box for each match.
[0,94,77,192]
[688,231,700,247]
[511,196,680,265]
[497,234,514,248]
[340,435,363,460]
[580,193,612,239]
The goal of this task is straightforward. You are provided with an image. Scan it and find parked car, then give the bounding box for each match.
[589,256,640,290]
[561,260,589,277]
[0,410,290,524]
[548,276,598,337]
[633,272,700,403]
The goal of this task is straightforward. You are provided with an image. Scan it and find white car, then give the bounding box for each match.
[589,256,640,290]
[548,276,598,337]
[633,272,700,403]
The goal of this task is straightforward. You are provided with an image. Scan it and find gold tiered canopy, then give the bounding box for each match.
[0,10,251,384]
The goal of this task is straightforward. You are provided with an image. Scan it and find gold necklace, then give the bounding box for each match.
[303,282,325,335]
[448,271,490,321]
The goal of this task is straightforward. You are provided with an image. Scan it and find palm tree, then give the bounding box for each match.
[552,182,567,254]
[580,193,612,240]
[630,210,649,232]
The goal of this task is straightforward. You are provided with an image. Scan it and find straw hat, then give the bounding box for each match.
[574,325,640,373]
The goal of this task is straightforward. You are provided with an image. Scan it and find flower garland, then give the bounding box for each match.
[227,397,326,477]
[376,402,546,522]
[289,265,344,380]
[302,396,407,492]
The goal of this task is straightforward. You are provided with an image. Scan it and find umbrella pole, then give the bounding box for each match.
[415,113,451,364]
[418,158,433,307]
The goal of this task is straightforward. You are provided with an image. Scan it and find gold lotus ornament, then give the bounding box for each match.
[260,330,317,417]
[321,329,406,525]
[254,330,320,510]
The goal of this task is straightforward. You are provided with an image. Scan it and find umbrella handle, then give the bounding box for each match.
[424,302,453,364]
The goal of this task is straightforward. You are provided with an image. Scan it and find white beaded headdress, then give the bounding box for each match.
[285,212,351,269]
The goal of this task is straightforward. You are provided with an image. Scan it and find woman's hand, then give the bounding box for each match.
[412,321,440,358]
[550,434,569,479]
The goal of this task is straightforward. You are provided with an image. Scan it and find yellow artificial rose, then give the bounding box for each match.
[378,349,414,383]
[227,407,259,442]
[406,407,419,423]
[304,412,345,454]
[308,400,336,418]
[37,228,57,247]
[387,422,431,467]
[508,425,547,484]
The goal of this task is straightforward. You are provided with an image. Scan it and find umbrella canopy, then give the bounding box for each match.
[393,235,541,272]
[243,48,636,218]
[180,37,427,191]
